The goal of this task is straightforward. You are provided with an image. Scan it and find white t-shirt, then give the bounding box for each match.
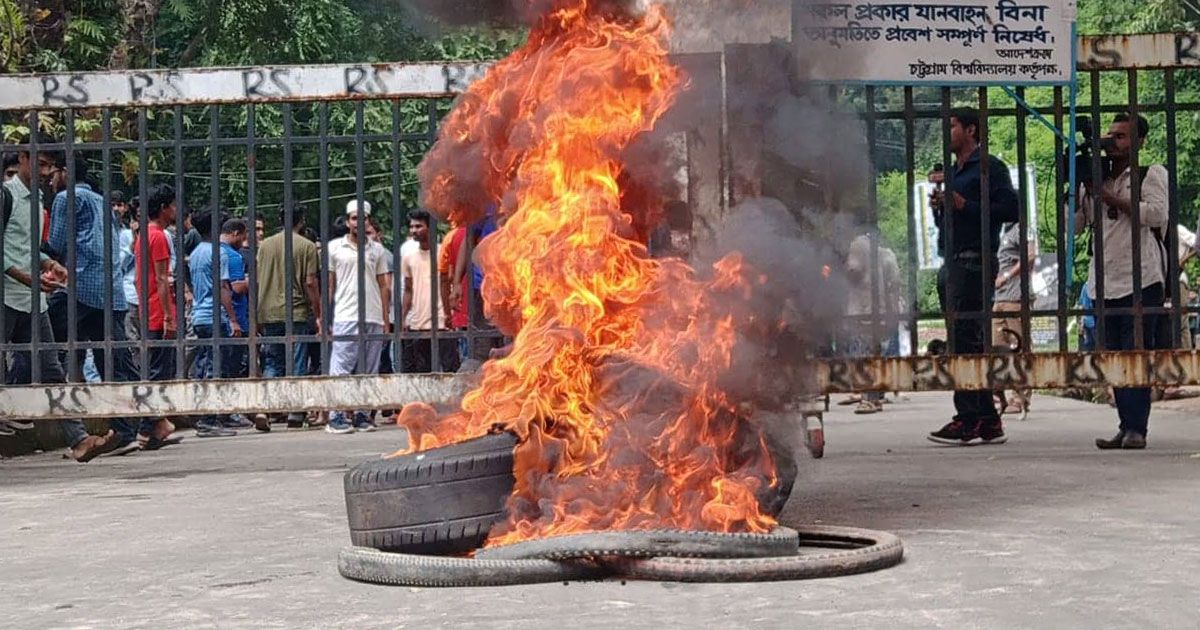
[329,236,390,324]
[401,247,445,331]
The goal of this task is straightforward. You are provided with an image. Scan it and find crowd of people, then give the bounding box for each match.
[1,144,495,460]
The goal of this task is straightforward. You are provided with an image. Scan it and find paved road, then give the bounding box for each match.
[3,393,1198,629]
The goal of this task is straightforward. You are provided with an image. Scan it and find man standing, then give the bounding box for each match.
[991,223,1035,417]
[1077,113,1169,450]
[46,157,165,452]
[843,231,902,415]
[134,185,180,385]
[257,204,322,428]
[327,200,391,434]
[1,143,117,460]
[401,209,460,374]
[927,107,1020,446]
[220,218,251,380]
[186,210,243,438]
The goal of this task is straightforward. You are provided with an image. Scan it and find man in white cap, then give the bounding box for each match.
[325,199,391,434]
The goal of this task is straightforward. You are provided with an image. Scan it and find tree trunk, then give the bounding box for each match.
[109,0,162,69]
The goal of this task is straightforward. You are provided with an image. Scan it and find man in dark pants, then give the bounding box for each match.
[1077,113,1170,450]
[927,107,1020,446]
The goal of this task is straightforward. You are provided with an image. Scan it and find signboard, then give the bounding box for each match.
[0,62,491,110]
[794,1,1076,84]
[912,166,1039,270]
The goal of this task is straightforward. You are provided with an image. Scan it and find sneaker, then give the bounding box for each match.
[927,419,979,446]
[195,423,238,438]
[977,419,1008,445]
[253,414,271,433]
[325,417,355,435]
[353,413,377,433]
[222,414,255,430]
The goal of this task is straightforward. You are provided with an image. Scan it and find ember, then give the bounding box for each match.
[402,0,779,545]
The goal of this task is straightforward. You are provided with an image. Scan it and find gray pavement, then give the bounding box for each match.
[2,393,1199,629]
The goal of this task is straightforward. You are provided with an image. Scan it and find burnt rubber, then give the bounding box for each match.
[474,527,800,561]
[608,525,904,582]
[338,546,606,587]
[344,432,518,555]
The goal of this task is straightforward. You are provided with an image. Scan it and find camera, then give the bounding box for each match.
[1061,116,1119,217]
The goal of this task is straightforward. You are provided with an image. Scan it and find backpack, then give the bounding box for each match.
[1138,166,1173,299]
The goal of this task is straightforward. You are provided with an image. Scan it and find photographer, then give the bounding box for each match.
[926,107,1020,447]
[1076,113,1169,451]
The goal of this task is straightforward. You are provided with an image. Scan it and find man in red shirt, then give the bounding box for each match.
[133,184,181,447]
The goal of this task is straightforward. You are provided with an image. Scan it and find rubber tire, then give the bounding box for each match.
[476,527,800,561]
[344,432,518,555]
[338,546,606,587]
[609,525,904,582]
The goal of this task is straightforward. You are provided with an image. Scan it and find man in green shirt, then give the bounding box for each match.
[256,204,322,428]
[1,144,126,461]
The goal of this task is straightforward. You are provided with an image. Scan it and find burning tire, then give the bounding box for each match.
[344,432,518,555]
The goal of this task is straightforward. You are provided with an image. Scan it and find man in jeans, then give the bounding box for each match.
[187,211,244,438]
[257,204,322,428]
[1077,113,1170,450]
[327,200,391,434]
[1,142,117,460]
[927,107,1020,446]
[45,155,164,452]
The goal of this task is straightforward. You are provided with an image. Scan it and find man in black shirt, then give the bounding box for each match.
[928,107,1020,446]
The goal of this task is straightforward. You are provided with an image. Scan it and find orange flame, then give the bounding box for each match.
[409,0,777,544]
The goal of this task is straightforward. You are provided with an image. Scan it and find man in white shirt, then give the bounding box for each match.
[1076,112,1169,450]
[326,199,391,434]
[400,209,460,373]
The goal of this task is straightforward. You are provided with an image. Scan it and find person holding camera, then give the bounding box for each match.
[1076,113,1169,451]
[926,107,1020,446]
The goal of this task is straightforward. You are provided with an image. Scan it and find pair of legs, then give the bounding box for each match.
[1097,283,1167,449]
[400,336,462,374]
[262,321,315,424]
[930,258,1006,445]
[327,321,386,431]
[992,301,1032,414]
[3,305,123,460]
[191,322,246,435]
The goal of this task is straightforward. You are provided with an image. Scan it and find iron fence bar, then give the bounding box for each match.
[63,108,80,380]
[939,89,956,356]
[866,101,1200,121]
[1015,87,1033,353]
[100,107,115,379]
[864,86,882,357]
[1088,70,1107,349]
[903,87,920,355]
[354,101,368,376]
[427,100,443,373]
[246,104,260,377]
[1053,87,1069,352]
[172,106,187,377]
[1164,68,1183,349]
[1128,69,1144,350]
[318,102,332,374]
[390,100,404,373]
[979,87,994,350]
[210,105,224,379]
[281,103,296,377]
[28,110,42,382]
[136,110,151,380]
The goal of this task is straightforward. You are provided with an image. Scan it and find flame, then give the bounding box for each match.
[407,0,778,544]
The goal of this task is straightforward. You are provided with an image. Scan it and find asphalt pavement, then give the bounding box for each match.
[2,392,1198,629]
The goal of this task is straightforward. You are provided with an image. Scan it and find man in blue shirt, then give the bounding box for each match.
[45,156,150,453]
[219,218,250,378]
[187,210,244,437]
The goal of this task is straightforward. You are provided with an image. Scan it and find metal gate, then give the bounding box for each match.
[1,35,1199,421]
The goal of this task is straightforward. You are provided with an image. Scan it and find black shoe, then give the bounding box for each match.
[1096,431,1126,450]
[253,414,271,433]
[221,414,255,430]
[977,419,1007,445]
[286,420,305,430]
[1121,432,1146,449]
[195,423,238,438]
[928,419,978,445]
